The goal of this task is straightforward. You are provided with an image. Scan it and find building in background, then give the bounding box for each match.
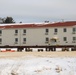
[0,21,76,51]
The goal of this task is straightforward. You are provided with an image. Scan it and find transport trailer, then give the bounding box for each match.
[0,45,76,52]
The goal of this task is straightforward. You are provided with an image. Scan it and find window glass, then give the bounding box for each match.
[73,37,76,41]
[0,38,2,42]
[54,28,58,32]
[73,28,76,32]
[23,29,26,33]
[0,30,2,34]
[46,37,49,41]
[15,30,18,33]
[15,38,18,42]
[64,28,67,32]
[63,37,67,41]
[46,29,49,33]
[23,38,26,41]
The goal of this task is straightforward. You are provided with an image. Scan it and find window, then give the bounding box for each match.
[23,38,26,44]
[0,30,2,35]
[23,38,26,42]
[46,37,49,41]
[54,28,58,34]
[23,29,26,33]
[15,30,18,35]
[46,29,49,33]
[0,38,2,44]
[72,37,76,43]
[72,28,76,34]
[63,37,67,41]
[73,28,76,32]
[15,30,18,34]
[73,37,76,41]
[54,28,57,32]
[45,29,49,35]
[23,29,26,35]
[15,38,18,44]
[45,37,49,43]
[63,28,67,32]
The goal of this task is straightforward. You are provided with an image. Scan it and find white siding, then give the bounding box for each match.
[21,28,45,46]
[0,26,76,46]
[1,29,21,46]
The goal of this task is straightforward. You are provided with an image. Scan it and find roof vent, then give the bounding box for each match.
[44,21,49,23]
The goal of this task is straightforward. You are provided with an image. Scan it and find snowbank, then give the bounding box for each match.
[0,56,76,75]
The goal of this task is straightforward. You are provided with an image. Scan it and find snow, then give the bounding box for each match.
[0,23,32,26]
[0,56,76,75]
[0,22,49,26]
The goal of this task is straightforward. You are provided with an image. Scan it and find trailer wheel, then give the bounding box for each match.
[46,48,50,52]
[41,49,43,52]
[38,49,40,52]
[54,49,56,51]
[66,49,69,51]
[71,48,75,51]
[62,48,65,51]
[17,48,20,52]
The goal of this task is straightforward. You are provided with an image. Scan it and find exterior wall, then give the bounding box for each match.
[0,29,20,46]
[48,26,76,45]
[0,25,76,46]
[21,28,45,46]
[51,27,72,45]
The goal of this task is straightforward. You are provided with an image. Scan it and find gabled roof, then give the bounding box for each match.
[0,21,76,29]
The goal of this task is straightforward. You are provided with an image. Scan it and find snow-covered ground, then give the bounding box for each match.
[0,56,76,75]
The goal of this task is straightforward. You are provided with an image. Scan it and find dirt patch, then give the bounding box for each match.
[0,51,76,58]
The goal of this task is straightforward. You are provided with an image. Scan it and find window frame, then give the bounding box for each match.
[45,37,49,43]
[54,28,58,33]
[46,29,49,33]
[15,38,18,42]
[0,38,2,44]
[73,37,76,41]
[73,28,76,32]
[15,30,18,34]
[63,28,67,32]
[23,29,26,33]
[0,30,2,35]
[63,37,67,41]
[23,38,26,42]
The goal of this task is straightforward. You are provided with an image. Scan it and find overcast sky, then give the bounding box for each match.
[0,0,76,23]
